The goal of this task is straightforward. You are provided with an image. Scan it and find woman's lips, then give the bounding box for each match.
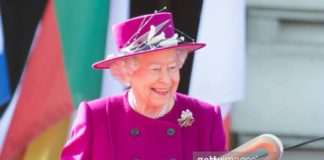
[151,88,170,96]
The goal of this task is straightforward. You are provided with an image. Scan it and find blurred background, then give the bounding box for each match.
[232,0,324,159]
[0,0,323,159]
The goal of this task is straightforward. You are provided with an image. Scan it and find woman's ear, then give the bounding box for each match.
[123,81,130,87]
[124,75,131,84]
[121,73,131,87]
[124,71,134,86]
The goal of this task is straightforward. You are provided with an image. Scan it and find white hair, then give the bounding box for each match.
[109,50,188,86]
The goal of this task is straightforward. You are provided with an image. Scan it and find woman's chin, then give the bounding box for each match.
[152,101,168,107]
[151,99,171,108]
[148,89,175,106]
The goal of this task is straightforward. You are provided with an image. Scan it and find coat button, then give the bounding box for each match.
[166,128,175,136]
[130,128,140,137]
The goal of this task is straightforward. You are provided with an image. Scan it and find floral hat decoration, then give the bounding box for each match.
[92,10,206,69]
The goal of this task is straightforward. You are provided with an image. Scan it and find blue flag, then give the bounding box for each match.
[0,14,11,106]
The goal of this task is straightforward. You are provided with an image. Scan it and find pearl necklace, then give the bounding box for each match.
[128,90,172,119]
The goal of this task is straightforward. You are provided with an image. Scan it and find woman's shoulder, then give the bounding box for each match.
[175,92,222,118]
[83,92,125,111]
[175,92,219,110]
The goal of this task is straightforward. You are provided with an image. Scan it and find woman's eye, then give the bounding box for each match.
[169,66,177,70]
[152,68,161,71]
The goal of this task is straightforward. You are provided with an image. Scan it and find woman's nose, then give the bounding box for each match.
[160,69,172,84]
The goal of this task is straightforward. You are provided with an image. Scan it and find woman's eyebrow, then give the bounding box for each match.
[150,59,177,64]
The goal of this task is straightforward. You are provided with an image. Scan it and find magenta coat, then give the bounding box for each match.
[61,91,226,160]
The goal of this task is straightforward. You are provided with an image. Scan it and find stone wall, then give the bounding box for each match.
[232,0,324,158]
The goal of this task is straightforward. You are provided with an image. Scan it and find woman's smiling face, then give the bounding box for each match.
[129,50,180,108]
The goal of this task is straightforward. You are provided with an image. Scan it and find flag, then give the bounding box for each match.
[21,0,110,158]
[22,117,70,160]
[0,0,74,158]
[0,13,11,106]
[101,0,130,97]
[55,0,109,106]
[189,0,246,149]
[0,80,21,154]
[0,0,110,158]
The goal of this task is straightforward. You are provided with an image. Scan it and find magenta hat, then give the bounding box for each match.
[92,12,205,69]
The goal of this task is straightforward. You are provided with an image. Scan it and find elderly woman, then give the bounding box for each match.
[61,12,226,160]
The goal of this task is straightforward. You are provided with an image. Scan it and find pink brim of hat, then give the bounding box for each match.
[92,43,205,69]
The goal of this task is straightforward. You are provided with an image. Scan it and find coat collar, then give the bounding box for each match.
[122,90,181,124]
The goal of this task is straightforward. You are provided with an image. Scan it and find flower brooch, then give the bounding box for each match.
[177,109,194,127]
